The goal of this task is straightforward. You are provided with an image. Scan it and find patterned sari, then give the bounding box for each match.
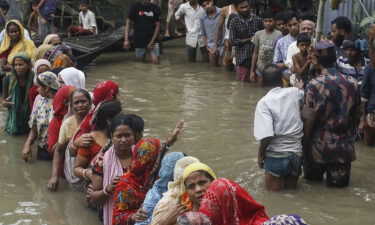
[112,138,162,225]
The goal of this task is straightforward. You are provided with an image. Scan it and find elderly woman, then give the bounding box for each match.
[43,34,61,46]
[22,71,60,161]
[29,59,52,109]
[150,156,201,225]
[58,67,86,88]
[0,20,36,74]
[2,52,34,135]
[177,178,269,225]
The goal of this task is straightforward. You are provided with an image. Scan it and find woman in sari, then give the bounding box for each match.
[58,67,86,88]
[22,71,60,161]
[29,59,52,110]
[134,152,185,225]
[73,100,122,181]
[47,88,92,191]
[43,34,61,46]
[2,52,34,135]
[150,156,200,225]
[177,178,269,225]
[0,20,36,74]
[71,80,120,145]
[32,44,53,64]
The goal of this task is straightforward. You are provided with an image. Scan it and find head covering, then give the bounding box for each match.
[93,80,119,105]
[44,46,63,64]
[182,162,217,185]
[262,214,308,225]
[178,212,212,225]
[135,152,185,225]
[33,59,52,75]
[47,86,76,153]
[73,80,119,141]
[0,20,36,65]
[59,67,85,88]
[33,44,53,64]
[150,156,200,225]
[37,71,61,91]
[342,39,361,52]
[113,138,162,225]
[13,52,31,64]
[199,178,269,225]
[5,52,34,135]
[52,54,74,69]
[43,34,59,45]
[315,40,335,50]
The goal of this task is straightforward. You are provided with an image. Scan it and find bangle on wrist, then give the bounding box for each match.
[82,168,90,180]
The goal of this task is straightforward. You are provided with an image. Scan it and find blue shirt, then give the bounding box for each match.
[361,64,375,112]
[40,0,57,21]
[201,7,224,54]
[273,34,296,74]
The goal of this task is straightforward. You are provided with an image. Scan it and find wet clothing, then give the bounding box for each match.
[229,14,262,66]
[199,178,269,225]
[264,153,302,178]
[128,2,161,48]
[77,141,103,163]
[303,162,351,187]
[301,68,359,164]
[201,7,224,55]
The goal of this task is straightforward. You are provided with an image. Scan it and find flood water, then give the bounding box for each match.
[1,39,375,225]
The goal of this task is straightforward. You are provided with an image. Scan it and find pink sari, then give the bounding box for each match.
[103,146,124,225]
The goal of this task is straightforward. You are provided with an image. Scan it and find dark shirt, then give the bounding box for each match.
[337,57,370,83]
[40,0,57,21]
[361,64,375,113]
[229,14,262,67]
[301,68,359,164]
[128,2,161,48]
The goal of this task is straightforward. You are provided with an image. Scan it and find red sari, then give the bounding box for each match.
[47,86,76,154]
[112,138,161,225]
[199,178,269,225]
[73,80,119,140]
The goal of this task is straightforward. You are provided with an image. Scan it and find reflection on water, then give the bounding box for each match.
[1,39,375,225]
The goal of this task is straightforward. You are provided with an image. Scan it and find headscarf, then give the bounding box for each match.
[112,138,162,225]
[33,44,53,64]
[5,52,34,135]
[0,20,36,65]
[47,86,76,153]
[44,46,63,64]
[150,156,200,225]
[177,212,212,225]
[59,67,85,88]
[43,34,59,45]
[199,178,269,225]
[73,80,119,140]
[135,152,185,225]
[33,59,52,75]
[262,215,308,225]
[37,71,61,91]
[52,54,74,69]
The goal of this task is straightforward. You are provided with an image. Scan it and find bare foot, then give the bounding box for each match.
[174,31,182,37]
[164,31,171,37]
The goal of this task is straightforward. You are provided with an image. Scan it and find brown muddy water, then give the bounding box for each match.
[0,39,375,225]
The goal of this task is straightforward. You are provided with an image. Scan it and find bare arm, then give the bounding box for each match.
[90,174,106,205]
[258,137,272,169]
[148,22,161,47]
[36,0,47,18]
[123,19,133,50]
[302,118,315,152]
[22,127,38,162]
[1,58,11,72]
[47,143,66,191]
[214,8,226,49]
[251,45,259,73]
[73,155,92,180]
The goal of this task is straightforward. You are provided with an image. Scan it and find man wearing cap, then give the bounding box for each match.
[301,40,360,187]
[337,39,370,84]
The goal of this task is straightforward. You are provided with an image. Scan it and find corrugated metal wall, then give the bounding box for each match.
[323,0,375,35]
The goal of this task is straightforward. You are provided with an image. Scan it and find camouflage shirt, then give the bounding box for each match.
[301,68,360,164]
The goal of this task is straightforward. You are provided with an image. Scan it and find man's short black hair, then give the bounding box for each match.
[299,13,316,23]
[262,64,283,87]
[0,0,9,11]
[284,11,298,24]
[234,0,248,7]
[297,33,311,45]
[275,11,286,23]
[261,10,274,20]
[331,16,352,33]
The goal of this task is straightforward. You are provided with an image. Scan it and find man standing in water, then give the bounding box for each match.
[124,0,161,64]
[330,16,352,58]
[175,0,208,62]
[254,64,304,191]
[229,0,262,82]
[301,41,360,187]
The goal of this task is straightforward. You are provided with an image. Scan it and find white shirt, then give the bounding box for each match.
[285,41,299,69]
[79,10,97,34]
[175,2,205,48]
[254,87,304,157]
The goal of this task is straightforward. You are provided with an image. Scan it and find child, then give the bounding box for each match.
[254,64,304,191]
[250,10,282,83]
[67,0,97,38]
[0,0,9,30]
[28,0,39,40]
[291,33,313,82]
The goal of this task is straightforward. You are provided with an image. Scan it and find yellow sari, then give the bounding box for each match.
[0,20,36,65]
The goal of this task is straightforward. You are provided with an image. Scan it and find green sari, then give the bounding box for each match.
[4,53,34,135]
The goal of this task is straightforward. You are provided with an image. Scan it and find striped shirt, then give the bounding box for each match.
[337,57,370,83]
